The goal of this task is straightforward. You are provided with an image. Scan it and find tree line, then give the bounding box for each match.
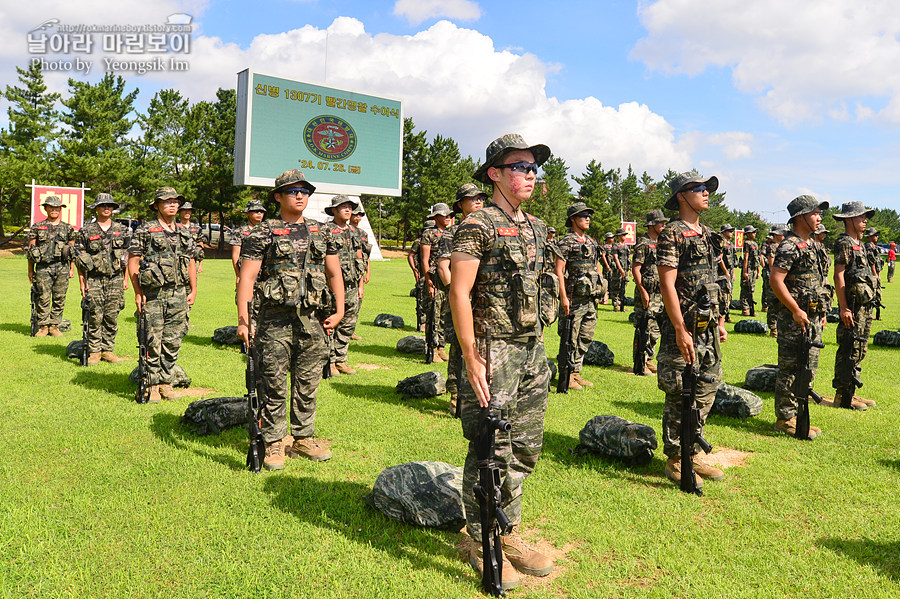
[2,62,897,250]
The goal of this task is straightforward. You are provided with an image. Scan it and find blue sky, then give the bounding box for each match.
[3,0,898,222]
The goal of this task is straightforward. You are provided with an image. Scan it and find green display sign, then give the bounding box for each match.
[235,69,402,196]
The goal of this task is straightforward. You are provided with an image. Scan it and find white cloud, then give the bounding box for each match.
[393,0,481,25]
[632,0,900,126]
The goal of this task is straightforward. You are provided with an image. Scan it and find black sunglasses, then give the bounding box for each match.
[495,161,538,175]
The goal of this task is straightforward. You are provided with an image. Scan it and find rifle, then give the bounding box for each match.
[80,294,91,366]
[837,333,866,409]
[322,331,333,379]
[793,324,825,440]
[556,313,574,393]
[425,290,437,364]
[135,300,150,404]
[632,309,652,375]
[473,329,513,597]
[30,282,38,336]
[679,295,715,496]
[244,323,264,473]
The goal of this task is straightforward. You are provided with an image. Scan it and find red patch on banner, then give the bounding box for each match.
[682,230,699,238]
[497,227,518,237]
[273,229,290,235]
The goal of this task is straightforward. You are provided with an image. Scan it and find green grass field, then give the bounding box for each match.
[1,254,899,598]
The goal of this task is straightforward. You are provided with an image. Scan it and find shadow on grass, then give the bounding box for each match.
[70,368,135,400]
[877,458,900,472]
[609,399,662,421]
[33,343,70,361]
[149,411,246,471]
[263,476,465,581]
[181,332,219,348]
[327,380,451,417]
[349,341,424,362]
[818,538,900,581]
[0,322,33,336]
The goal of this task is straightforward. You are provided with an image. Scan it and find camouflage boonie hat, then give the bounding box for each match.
[765,232,774,240]
[547,226,556,236]
[565,201,594,226]
[151,186,185,208]
[269,169,316,201]
[787,195,829,222]
[428,202,453,218]
[88,193,118,210]
[605,232,615,239]
[815,224,829,234]
[665,171,719,211]
[178,201,194,212]
[865,227,879,237]
[645,209,668,227]
[41,194,65,207]
[453,183,487,213]
[771,224,788,236]
[352,204,365,216]
[832,201,875,220]
[324,194,359,216]
[473,134,551,185]
[615,227,627,237]
[720,223,734,232]
[244,199,267,213]
[744,225,757,234]
[423,218,435,228]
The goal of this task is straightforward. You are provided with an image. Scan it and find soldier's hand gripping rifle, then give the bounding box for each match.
[243,318,264,473]
[680,295,715,496]
[793,323,825,440]
[135,300,150,404]
[556,313,575,393]
[425,291,437,364]
[632,309,652,375]
[473,329,513,597]
[80,294,91,366]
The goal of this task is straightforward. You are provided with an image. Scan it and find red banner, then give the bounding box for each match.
[734,229,744,249]
[30,183,87,230]
[621,221,637,245]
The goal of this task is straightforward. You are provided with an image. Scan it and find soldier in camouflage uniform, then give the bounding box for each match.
[350,204,373,341]
[408,219,434,332]
[764,225,786,336]
[864,227,884,320]
[740,225,760,315]
[760,231,774,313]
[770,196,829,438]
[555,202,604,390]
[127,187,198,402]
[631,209,668,375]
[714,224,736,322]
[609,227,630,311]
[831,202,878,410]
[600,232,614,304]
[231,199,267,330]
[813,224,834,315]
[74,193,131,363]
[27,195,76,337]
[421,203,453,363]
[437,184,486,416]
[451,134,555,589]
[325,195,366,375]
[656,172,727,488]
[236,170,345,469]
[177,201,207,274]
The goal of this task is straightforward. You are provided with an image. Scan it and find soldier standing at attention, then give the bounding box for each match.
[74,193,131,363]
[27,195,76,337]
[177,202,207,274]
[230,200,267,288]
[610,227,630,311]
[451,134,554,589]
[632,209,668,375]
[764,226,786,337]
[127,187,197,402]
[657,172,727,489]
[409,219,434,332]
[350,205,372,341]
[555,202,603,390]
[437,184,486,416]
[760,231,774,313]
[600,232,614,304]
[740,225,760,316]
[715,224,736,322]
[812,224,834,316]
[236,170,344,469]
[863,227,884,320]
[770,196,828,437]
[421,203,454,363]
[326,195,365,375]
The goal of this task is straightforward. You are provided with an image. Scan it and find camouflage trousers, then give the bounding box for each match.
[415,278,426,330]
[775,311,823,420]
[740,272,757,312]
[609,273,627,309]
[832,302,872,393]
[559,298,596,373]
[443,304,461,396]
[717,273,734,317]
[33,261,71,326]
[257,304,328,443]
[657,320,722,457]
[142,286,189,386]
[766,294,779,334]
[633,292,662,358]
[424,286,446,349]
[84,275,125,353]
[459,336,550,539]
[761,269,771,310]
[331,284,359,363]
[888,261,895,282]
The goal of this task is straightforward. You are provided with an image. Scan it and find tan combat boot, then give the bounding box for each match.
[289,437,332,461]
[436,347,450,362]
[330,363,340,376]
[573,373,594,387]
[449,392,458,417]
[48,325,63,336]
[692,455,725,480]
[158,384,184,400]
[87,352,101,365]
[350,333,362,341]
[100,351,127,363]
[567,373,583,391]
[468,542,519,590]
[148,385,162,404]
[500,528,554,577]
[775,417,821,439]
[34,326,49,337]
[264,441,286,470]
[335,362,356,375]
[645,360,658,374]
[664,456,703,488]
[854,395,876,407]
